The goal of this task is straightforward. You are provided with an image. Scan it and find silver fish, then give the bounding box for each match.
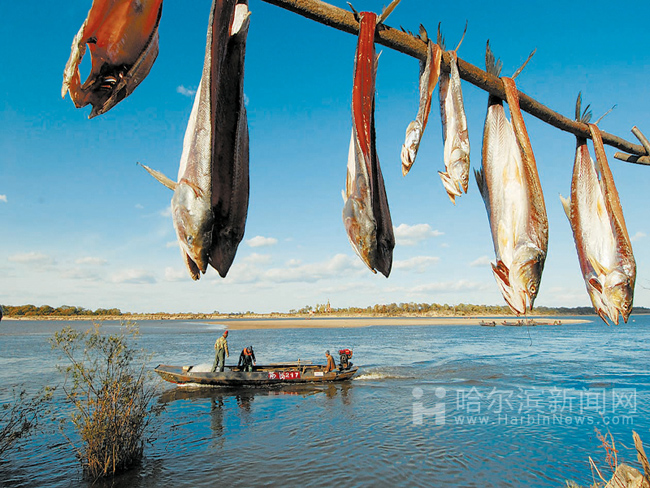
[560,95,636,324]
[438,27,470,204]
[400,27,442,176]
[475,43,548,314]
[342,10,394,277]
[141,0,250,280]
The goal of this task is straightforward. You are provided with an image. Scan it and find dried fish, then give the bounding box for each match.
[475,43,548,314]
[438,25,470,204]
[400,26,442,176]
[62,0,163,118]
[342,10,395,277]
[560,95,636,324]
[141,0,250,280]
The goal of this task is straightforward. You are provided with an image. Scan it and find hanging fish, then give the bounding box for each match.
[342,7,396,277]
[400,25,442,176]
[140,0,250,280]
[62,0,163,118]
[437,24,470,204]
[560,95,636,324]
[475,43,548,315]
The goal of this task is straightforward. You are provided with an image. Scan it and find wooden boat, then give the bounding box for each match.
[154,361,359,387]
[479,320,496,327]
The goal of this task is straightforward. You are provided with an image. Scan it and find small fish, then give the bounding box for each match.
[141,0,250,280]
[342,10,395,277]
[62,0,163,118]
[400,26,442,176]
[560,95,636,324]
[438,25,470,204]
[475,43,548,315]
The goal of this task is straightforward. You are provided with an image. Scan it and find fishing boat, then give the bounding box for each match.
[479,320,496,327]
[155,361,358,387]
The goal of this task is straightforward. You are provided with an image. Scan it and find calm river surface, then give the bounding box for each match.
[1,316,649,487]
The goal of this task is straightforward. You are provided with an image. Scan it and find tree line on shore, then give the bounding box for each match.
[4,302,650,318]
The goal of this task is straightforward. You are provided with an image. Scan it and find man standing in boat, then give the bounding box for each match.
[212,330,229,372]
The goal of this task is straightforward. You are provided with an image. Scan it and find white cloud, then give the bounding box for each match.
[177,85,196,97]
[8,252,53,265]
[0,195,7,203]
[247,236,278,248]
[226,253,358,285]
[469,256,492,267]
[411,280,485,293]
[394,223,443,246]
[166,240,179,248]
[110,269,156,284]
[75,257,107,266]
[61,268,102,281]
[164,267,188,282]
[243,253,272,265]
[135,203,144,210]
[393,256,439,273]
[631,232,646,242]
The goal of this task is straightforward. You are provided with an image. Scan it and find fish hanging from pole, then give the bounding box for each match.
[140,0,250,280]
[62,0,163,118]
[437,23,470,204]
[342,1,400,277]
[475,42,548,315]
[400,25,442,176]
[560,94,636,324]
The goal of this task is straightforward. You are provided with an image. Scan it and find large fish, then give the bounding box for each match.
[400,26,442,176]
[475,44,548,314]
[342,10,395,277]
[560,96,636,324]
[438,26,470,204]
[62,0,163,118]
[141,0,250,280]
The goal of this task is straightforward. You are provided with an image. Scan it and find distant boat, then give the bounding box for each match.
[479,320,496,327]
[155,362,358,387]
[501,319,562,326]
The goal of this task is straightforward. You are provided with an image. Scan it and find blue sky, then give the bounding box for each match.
[1,0,649,314]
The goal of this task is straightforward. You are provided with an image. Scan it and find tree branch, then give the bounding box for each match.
[259,0,648,161]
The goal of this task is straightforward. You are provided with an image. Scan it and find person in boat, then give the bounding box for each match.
[238,346,256,372]
[325,350,336,373]
[211,330,229,373]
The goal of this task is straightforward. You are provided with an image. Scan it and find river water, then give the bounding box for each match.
[1,316,649,487]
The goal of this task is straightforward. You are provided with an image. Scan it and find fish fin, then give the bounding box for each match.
[474,168,489,204]
[438,171,461,204]
[588,277,603,294]
[586,253,610,279]
[492,260,510,287]
[138,162,177,191]
[559,194,571,220]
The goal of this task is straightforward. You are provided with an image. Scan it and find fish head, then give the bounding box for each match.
[513,245,545,310]
[62,0,163,118]
[342,196,377,273]
[588,270,634,324]
[171,182,213,279]
[493,245,545,315]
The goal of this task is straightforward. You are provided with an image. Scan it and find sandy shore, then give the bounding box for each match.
[209,316,589,330]
[2,315,591,329]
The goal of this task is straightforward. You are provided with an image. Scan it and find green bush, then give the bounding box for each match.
[51,322,163,480]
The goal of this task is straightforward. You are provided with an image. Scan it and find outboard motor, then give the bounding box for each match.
[338,349,353,370]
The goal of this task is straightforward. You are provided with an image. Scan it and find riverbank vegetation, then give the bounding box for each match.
[0,387,53,458]
[3,302,650,320]
[50,323,163,480]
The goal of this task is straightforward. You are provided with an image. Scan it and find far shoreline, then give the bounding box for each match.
[1,314,593,330]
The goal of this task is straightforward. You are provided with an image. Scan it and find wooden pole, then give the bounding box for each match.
[259,0,649,163]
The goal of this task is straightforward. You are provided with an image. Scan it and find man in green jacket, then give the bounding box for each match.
[211,330,229,372]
